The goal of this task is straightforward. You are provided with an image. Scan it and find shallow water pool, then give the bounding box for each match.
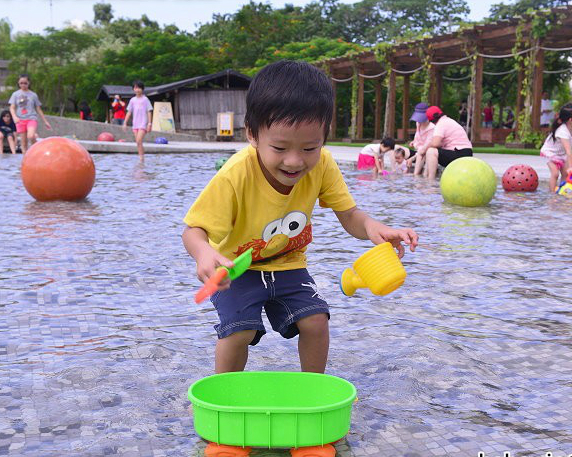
[1,153,572,457]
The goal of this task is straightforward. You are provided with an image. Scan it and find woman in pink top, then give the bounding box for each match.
[422,106,473,180]
[406,102,435,176]
[123,80,153,162]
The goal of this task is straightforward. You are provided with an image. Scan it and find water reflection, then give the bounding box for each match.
[0,154,571,456]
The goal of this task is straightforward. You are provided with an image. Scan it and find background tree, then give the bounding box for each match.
[0,18,12,59]
[93,3,113,25]
[489,0,570,20]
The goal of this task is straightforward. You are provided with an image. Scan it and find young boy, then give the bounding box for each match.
[182,60,418,374]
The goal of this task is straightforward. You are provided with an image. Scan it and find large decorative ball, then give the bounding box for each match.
[97,132,115,142]
[21,137,95,201]
[502,164,539,192]
[440,157,497,207]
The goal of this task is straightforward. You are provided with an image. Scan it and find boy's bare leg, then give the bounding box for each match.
[215,329,256,373]
[296,313,329,373]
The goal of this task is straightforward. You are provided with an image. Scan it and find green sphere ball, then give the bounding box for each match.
[440,157,497,207]
[215,157,229,171]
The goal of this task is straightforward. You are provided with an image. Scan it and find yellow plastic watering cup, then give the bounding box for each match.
[341,242,406,296]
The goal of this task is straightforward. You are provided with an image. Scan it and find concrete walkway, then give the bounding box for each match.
[82,139,549,180]
[175,141,550,180]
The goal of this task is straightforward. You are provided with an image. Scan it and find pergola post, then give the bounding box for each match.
[531,47,544,131]
[515,63,524,131]
[384,67,396,138]
[357,70,364,139]
[402,75,410,142]
[330,79,337,139]
[429,66,441,106]
[435,69,443,107]
[470,54,484,142]
[374,77,382,139]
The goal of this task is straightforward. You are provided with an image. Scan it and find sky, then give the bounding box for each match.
[3,0,497,35]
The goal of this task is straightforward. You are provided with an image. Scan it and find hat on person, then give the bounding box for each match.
[410,102,429,123]
[426,105,444,122]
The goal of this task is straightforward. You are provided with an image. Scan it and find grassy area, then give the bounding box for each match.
[327,141,538,156]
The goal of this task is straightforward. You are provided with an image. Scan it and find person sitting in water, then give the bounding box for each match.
[393,148,409,173]
[422,106,473,180]
[358,137,412,173]
[406,102,434,176]
[357,137,394,171]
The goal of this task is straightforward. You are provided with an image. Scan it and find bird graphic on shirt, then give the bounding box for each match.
[234,211,312,262]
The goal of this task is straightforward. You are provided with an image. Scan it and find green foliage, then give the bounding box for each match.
[249,37,364,75]
[489,0,569,20]
[0,18,12,59]
[7,27,98,114]
[105,15,162,44]
[93,3,113,25]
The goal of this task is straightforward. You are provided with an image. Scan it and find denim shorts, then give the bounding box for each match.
[210,269,329,346]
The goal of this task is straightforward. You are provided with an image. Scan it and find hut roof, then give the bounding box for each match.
[96,69,251,101]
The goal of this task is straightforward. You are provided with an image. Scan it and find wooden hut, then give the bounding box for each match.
[97,69,251,140]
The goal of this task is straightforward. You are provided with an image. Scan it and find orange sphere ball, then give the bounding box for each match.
[97,132,115,142]
[21,137,96,202]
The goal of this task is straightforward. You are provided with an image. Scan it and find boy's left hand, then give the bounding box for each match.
[364,219,418,258]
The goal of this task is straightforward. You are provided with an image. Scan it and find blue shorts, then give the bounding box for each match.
[210,269,329,346]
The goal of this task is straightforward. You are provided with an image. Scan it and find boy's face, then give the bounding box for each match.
[395,154,404,164]
[133,86,143,95]
[247,121,324,191]
[380,144,391,153]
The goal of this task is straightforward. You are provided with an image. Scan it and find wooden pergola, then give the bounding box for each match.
[318,5,572,142]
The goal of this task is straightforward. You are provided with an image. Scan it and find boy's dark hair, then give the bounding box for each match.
[380,137,396,149]
[244,60,333,141]
[19,73,30,81]
[132,80,145,90]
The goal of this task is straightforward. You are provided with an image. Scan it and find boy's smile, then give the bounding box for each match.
[247,121,325,194]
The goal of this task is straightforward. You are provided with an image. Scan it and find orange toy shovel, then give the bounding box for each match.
[195,248,253,304]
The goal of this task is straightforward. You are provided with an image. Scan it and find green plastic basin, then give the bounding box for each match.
[188,371,356,448]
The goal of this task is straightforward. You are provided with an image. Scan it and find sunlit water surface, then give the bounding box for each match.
[1,153,572,457]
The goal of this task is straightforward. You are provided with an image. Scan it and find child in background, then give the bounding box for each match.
[111,95,126,125]
[0,110,17,154]
[540,105,572,191]
[357,137,401,173]
[394,148,409,173]
[123,80,153,162]
[357,142,382,171]
[9,74,51,154]
[182,60,418,374]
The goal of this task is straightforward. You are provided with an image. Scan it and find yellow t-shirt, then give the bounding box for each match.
[183,145,356,271]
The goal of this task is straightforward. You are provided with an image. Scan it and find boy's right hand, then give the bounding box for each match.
[195,248,235,291]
